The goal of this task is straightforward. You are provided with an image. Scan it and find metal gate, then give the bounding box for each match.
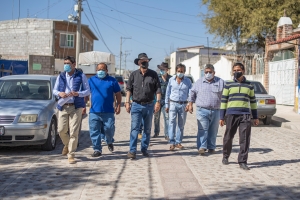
[269,59,295,105]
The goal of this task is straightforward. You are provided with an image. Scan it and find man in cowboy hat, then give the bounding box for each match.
[153,62,172,139]
[125,53,161,159]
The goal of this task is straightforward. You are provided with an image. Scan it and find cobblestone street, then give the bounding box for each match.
[0,106,300,199]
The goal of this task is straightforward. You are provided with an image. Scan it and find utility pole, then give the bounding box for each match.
[124,50,131,72]
[75,0,82,68]
[207,37,210,64]
[119,36,131,75]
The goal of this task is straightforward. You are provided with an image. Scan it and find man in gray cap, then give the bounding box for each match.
[188,64,224,155]
[153,62,172,140]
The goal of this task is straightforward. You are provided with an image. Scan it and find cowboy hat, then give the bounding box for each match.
[134,53,152,65]
[157,62,170,70]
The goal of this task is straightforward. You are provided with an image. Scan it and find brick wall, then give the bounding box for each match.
[28,55,55,75]
[0,19,53,57]
[53,21,95,60]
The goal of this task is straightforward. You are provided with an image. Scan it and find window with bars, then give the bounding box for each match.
[60,34,74,48]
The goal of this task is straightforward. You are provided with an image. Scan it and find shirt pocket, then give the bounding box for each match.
[212,83,220,93]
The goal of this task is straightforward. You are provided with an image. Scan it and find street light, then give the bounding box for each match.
[119,36,131,75]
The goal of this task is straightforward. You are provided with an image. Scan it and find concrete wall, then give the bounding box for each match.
[28,55,55,75]
[214,56,233,81]
[181,55,201,81]
[0,19,53,57]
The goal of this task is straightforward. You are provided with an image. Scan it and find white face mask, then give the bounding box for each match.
[205,72,214,80]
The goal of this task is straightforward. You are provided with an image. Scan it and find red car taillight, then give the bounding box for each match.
[118,82,124,85]
[265,99,276,104]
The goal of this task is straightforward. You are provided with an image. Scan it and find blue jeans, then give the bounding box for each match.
[154,104,169,136]
[168,102,187,145]
[196,107,220,150]
[89,112,115,152]
[129,102,154,153]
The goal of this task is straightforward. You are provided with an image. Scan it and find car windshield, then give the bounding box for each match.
[251,82,268,94]
[115,76,123,82]
[0,80,51,100]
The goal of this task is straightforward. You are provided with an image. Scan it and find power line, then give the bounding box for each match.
[95,0,202,38]
[121,0,196,17]
[91,10,200,43]
[86,0,114,54]
[89,13,165,50]
[29,0,63,18]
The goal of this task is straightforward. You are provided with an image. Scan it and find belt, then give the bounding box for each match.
[199,106,218,110]
[170,99,188,104]
[133,100,153,105]
[64,103,74,106]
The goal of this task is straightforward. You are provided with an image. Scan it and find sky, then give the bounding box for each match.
[1,0,212,71]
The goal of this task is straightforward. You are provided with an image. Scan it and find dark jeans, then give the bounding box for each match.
[223,114,251,164]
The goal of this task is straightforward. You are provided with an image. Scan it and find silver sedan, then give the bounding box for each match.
[0,75,58,150]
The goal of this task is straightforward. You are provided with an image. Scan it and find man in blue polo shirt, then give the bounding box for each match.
[88,62,121,157]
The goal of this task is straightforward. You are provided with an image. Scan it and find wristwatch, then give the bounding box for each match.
[156,100,161,103]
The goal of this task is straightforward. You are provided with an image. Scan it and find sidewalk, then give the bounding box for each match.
[271,104,300,131]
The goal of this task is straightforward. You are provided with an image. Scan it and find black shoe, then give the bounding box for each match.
[91,151,102,157]
[108,144,114,152]
[208,149,215,153]
[142,151,149,157]
[152,133,159,138]
[239,163,250,170]
[222,157,229,165]
[165,136,169,140]
[127,152,136,159]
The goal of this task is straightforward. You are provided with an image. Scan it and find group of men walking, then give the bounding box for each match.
[54,53,259,171]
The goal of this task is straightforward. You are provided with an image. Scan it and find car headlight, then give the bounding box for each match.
[18,115,38,123]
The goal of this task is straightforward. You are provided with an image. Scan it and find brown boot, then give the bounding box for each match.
[170,144,175,151]
[68,157,76,164]
[62,146,68,156]
[175,143,184,149]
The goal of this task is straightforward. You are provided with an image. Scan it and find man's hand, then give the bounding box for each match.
[219,119,225,127]
[154,102,160,113]
[115,104,121,115]
[188,104,193,114]
[253,119,259,126]
[165,107,169,113]
[125,102,131,113]
[184,105,189,112]
[58,92,68,98]
[69,91,79,97]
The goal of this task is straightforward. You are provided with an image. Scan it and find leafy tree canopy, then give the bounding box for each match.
[200,0,300,50]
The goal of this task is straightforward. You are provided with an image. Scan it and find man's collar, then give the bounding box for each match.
[234,76,246,83]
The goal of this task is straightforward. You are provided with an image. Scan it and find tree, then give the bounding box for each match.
[200,0,300,51]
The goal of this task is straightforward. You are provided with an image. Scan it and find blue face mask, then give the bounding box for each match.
[160,70,166,75]
[97,70,106,78]
[177,73,184,78]
[64,64,72,73]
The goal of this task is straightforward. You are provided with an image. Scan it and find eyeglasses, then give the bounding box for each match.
[204,71,213,74]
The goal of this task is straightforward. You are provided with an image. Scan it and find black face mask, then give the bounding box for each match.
[234,71,243,79]
[141,61,149,69]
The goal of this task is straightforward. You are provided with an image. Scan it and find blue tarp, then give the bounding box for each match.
[0,60,28,77]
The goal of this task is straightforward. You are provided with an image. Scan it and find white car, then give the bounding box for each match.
[0,75,58,150]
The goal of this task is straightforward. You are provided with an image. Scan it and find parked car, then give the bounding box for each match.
[115,75,125,96]
[0,75,58,150]
[251,81,276,125]
[184,74,195,84]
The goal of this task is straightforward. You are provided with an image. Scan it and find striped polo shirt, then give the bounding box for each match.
[220,77,258,120]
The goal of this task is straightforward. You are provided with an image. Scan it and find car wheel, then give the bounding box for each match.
[263,115,272,125]
[41,118,57,151]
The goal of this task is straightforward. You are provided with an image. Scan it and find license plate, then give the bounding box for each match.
[0,126,5,136]
[258,100,265,105]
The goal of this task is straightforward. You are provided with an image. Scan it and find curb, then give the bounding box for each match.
[271,119,295,131]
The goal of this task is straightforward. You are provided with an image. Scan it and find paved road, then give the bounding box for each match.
[0,106,300,199]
